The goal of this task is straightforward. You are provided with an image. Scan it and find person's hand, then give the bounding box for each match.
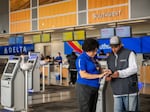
[111,71,119,78]
[99,71,108,78]
[103,69,112,76]
[105,76,112,81]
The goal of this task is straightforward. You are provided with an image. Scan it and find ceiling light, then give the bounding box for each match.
[108,20,147,26]
[44,30,55,33]
[118,20,147,25]
[75,25,94,30]
[65,27,74,31]
[24,31,41,35]
[86,27,96,30]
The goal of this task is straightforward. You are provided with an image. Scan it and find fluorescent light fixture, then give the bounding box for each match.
[86,27,96,30]
[108,20,147,26]
[24,31,41,35]
[44,30,55,33]
[75,25,94,30]
[118,20,147,25]
[65,27,74,31]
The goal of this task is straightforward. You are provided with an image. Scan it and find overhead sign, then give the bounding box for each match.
[98,37,142,53]
[122,37,141,53]
[0,44,34,55]
[64,36,150,55]
[88,6,129,24]
[142,36,150,53]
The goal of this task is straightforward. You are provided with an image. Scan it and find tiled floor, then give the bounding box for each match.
[30,82,150,112]
[27,84,78,112]
[0,79,150,112]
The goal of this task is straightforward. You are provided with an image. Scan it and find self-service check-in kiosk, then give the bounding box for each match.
[96,60,114,112]
[28,52,40,92]
[1,56,25,111]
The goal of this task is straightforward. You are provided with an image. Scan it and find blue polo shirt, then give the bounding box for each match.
[76,52,101,88]
[55,56,62,64]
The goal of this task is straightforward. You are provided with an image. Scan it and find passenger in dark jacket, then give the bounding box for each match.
[68,52,78,85]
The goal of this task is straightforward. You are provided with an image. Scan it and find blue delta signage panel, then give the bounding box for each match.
[0,44,34,55]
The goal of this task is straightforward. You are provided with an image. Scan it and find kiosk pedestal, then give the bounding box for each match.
[28,52,40,92]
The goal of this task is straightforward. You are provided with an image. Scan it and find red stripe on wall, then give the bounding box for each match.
[68,41,82,53]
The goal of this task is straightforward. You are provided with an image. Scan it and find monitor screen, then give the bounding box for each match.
[143,53,150,60]
[63,32,73,41]
[9,37,16,45]
[16,36,24,44]
[116,26,131,37]
[28,60,34,63]
[74,30,85,40]
[101,28,115,38]
[5,63,16,74]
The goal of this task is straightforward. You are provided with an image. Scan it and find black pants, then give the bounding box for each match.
[69,71,77,84]
[76,83,98,112]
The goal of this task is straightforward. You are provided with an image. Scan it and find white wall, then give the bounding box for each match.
[34,32,66,60]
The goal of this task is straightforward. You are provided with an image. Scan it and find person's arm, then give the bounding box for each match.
[117,51,138,78]
[77,58,107,79]
[79,70,107,79]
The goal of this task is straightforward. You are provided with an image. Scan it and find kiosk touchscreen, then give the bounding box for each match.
[1,56,25,111]
[96,60,114,112]
[5,63,16,74]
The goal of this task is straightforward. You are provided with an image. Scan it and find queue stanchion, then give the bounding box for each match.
[59,63,62,85]
[25,70,28,112]
[42,65,45,92]
[47,63,50,85]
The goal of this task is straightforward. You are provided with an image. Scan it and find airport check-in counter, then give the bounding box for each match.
[40,62,65,85]
[140,60,150,84]
[1,57,25,111]
[140,60,150,94]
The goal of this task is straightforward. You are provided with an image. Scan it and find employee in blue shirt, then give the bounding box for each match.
[55,52,62,64]
[76,38,109,112]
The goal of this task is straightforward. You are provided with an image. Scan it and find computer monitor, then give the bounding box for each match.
[5,63,16,74]
[143,53,150,60]
[28,60,34,63]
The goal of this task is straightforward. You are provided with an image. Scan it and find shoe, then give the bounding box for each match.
[69,81,73,85]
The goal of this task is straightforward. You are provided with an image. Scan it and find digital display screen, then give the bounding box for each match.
[116,26,131,37]
[74,30,85,40]
[143,53,150,60]
[63,32,73,41]
[42,33,51,42]
[33,35,41,43]
[101,28,115,38]
[9,37,16,45]
[28,60,34,63]
[5,63,16,74]
[16,36,24,44]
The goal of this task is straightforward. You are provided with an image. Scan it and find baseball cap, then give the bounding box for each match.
[110,36,121,46]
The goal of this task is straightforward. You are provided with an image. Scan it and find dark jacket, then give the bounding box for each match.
[107,47,138,95]
[68,53,77,70]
